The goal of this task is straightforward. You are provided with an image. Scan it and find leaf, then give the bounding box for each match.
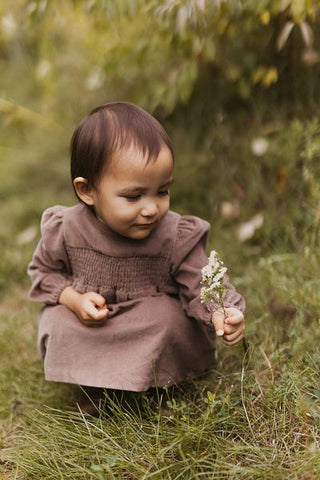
[176,6,189,36]
[277,21,295,51]
[290,0,307,22]
[260,10,270,25]
[299,21,313,48]
[0,98,65,133]
[262,67,278,88]
[252,66,266,85]
[207,391,216,403]
[279,0,292,12]
[203,38,215,61]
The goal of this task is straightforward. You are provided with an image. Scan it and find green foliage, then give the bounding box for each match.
[242,117,320,249]
[166,111,320,261]
[1,0,320,119]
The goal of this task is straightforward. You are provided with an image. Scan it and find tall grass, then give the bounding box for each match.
[1,106,320,478]
[3,340,320,479]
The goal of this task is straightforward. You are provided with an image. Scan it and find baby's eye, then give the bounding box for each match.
[158,190,169,197]
[123,194,141,202]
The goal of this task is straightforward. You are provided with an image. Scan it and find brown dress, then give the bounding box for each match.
[28,204,245,391]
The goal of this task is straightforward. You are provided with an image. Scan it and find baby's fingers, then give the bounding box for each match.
[87,303,106,319]
[222,328,245,346]
[79,308,108,328]
[83,299,108,322]
[87,292,107,309]
[211,309,225,337]
[224,308,244,325]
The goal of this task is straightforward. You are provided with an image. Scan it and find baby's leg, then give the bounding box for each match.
[146,295,216,387]
[37,299,216,390]
[37,304,98,385]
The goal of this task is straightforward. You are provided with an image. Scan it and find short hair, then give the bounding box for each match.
[70,102,174,191]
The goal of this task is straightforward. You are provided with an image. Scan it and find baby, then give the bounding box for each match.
[28,102,245,392]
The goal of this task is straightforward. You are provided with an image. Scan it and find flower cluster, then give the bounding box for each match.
[200,250,227,308]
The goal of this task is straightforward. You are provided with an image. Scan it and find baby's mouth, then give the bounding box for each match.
[136,222,156,228]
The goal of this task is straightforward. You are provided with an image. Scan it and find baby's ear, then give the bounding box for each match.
[73,177,95,206]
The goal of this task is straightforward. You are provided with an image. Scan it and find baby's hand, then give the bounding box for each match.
[59,287,109,327]
[76,292,109,327]
[211,307,245,346]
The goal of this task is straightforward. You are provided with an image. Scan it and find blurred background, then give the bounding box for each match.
[0,0,319,332]
[1,2,320,476]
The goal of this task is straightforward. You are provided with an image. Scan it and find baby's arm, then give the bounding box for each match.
[211,307,245,346]
[29,208,108,327]
[171,216,245,347]
[59,286,109,327]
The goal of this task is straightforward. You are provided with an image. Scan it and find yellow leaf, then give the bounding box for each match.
[290,0,307,22]
[252,66,266,84]
[280,0,292,12]
[263,67,278,87]
[260,10,270,25]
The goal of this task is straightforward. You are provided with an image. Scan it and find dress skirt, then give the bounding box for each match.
[38,294,216,391]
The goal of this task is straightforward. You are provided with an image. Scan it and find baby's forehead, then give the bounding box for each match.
[113,142,149,158]
[102,145,173,186]
[109,143,172,169]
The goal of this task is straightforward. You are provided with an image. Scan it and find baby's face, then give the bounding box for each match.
[90,145,174,239]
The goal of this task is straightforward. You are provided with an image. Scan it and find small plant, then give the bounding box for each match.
[201,250,248,353]
[200,249,227,314]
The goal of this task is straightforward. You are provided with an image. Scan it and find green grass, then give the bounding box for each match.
[1,293,320,479]
[1,106,320,478]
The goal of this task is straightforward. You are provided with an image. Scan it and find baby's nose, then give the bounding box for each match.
[141,199,158,217]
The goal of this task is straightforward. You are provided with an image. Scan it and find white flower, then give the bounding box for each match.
[200,250,227,307]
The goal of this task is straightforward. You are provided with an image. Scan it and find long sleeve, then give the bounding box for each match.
[222,274,246,313]
[28,206,73,305]
[171,216,245,324]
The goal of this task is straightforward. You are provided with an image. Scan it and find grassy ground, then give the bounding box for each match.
[0,107,320,479]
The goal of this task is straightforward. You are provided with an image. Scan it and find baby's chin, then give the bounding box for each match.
[121,222,159,240]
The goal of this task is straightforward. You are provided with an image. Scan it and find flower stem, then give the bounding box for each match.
[242,336,249,354]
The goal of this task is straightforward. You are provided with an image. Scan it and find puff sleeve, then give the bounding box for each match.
[171,216,245,324]
[27,206,73,305]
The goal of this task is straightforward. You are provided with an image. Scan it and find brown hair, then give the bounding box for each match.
[70,102,174,194]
